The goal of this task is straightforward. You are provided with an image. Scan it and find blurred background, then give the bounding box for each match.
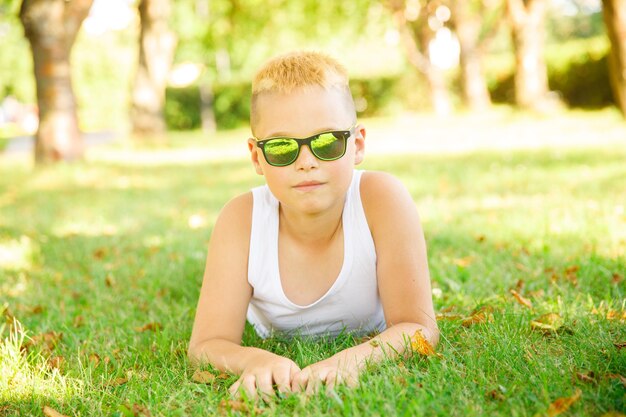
[0,0,624,163]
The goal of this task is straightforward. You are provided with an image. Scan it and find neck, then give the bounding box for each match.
[279,197,345,246]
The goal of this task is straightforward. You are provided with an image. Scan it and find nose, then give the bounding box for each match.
[294,144,318,171]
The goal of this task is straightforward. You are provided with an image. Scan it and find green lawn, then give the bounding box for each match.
[0,112,625,416]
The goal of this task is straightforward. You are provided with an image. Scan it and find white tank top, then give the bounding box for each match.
[246,170,387,338]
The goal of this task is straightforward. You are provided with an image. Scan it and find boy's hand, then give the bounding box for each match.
[291,357,359,395]
[229,352,300,401]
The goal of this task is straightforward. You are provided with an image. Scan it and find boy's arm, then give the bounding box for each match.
[291,172,439,393]
[188,193,300,398]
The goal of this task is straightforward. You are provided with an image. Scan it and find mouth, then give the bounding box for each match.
[293,180,325,192]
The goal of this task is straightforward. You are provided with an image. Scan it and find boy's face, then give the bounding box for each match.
[248,86,365,215]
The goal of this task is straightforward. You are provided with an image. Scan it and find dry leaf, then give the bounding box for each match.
[475,235,486,242]
[104,377,128,387]
[93,248,107,259]
[530,313,563,333]
[485,388,505,401]
[462,305,494,327]
[31,305,44,314]
[369,339,380,348]
[191,369,215,384]
[453,256,474,268]
[134,322,162,332]
[410,329,437,356]
[510,289,533,309]
[48,356,65,370]
[89,353,101,366]
[105,275,115,288]
[218,399,261,415]
[72,315,84,328]
[575,371,597,384]
[23,331,63,353]
[216,372,230,380]
[612,273,623,284]
[436,313,463,321]
[42,406,69,417]
[546,388,582,417]
[614,341,626,350]
[607,373,626,388]
[439,305,457,313]
[528,289,545,299]
[131,403,152,417]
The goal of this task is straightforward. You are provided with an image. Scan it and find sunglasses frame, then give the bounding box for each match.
[254,125,356,167]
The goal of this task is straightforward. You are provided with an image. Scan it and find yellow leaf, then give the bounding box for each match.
[510,289,533,309]
[410,329,436,356]
[42,406,69,417]
[546,388,581,417]
[191,369,215,384]
[530,313,563,333]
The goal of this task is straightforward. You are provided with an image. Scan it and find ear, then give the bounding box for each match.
[248,138,264,175]
[353,123,366,165]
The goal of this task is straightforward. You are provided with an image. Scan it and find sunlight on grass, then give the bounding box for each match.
[0,235,35,270]
[0,322,83,404]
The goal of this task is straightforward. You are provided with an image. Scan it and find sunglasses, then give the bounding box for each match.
[254,126,356,167]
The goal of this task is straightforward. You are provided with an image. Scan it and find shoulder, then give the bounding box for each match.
[359,170,420,234]
[212,191,253,241]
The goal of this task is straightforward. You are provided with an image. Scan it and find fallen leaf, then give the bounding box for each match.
[439,305,457,313]
[612,273,623,284]
[131,403,152,417]
[475,235,486,242]
[510,289,533,309]
[462,305,494,327]
[606,310,626,322]
[104,377,128,387]
[369,339,380,348]
[191,369,215,384]
[218,399,261,415]
[575,371,597,384]
[216,372,230,380]
[410,329,437,356]
[93,248,107,259]
[105,275,115,287]
[89,353,101,366]
[514,279,525,291]
[528,289,545,299]
[485,386,506,401]
[134,322,162,332]
[23,331,63,353]
[530,313,564,333]
[42,406,69,417]
[546,388,582,417]
[453,256,474,268]
[607,373,626,388]
[436,313,463,321]
[47,356,65,370]
[31,305,44,314]
[72,315,84,328]
[614,341,626,350]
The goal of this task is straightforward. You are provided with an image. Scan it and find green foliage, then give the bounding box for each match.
[488,36,613,108]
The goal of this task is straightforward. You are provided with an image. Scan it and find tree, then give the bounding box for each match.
[385,0,452,115]
[19,0,93,163]
[602,0,626,118]
[505,0,550,110]
[449,0,503,111]
[131,0,176,136]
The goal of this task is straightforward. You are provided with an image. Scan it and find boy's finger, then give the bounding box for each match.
[273,369,292,394]
[241,375,258,400]
[255,372,274,399]
[228,378,242,397]
[325,371,338,391]
[291,370,308,392]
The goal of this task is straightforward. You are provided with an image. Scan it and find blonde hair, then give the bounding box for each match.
[250,51,355,134]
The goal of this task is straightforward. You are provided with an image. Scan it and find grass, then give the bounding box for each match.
[0,110,625,416]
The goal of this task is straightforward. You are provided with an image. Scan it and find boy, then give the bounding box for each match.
[188,51,438,399]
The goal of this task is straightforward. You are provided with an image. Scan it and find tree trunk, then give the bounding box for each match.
[131,0,176,136]
[450,1,492,111]
[388,0,452,115]
[19,0,93,163]
[506,0,549,110]
[602,0,626,118]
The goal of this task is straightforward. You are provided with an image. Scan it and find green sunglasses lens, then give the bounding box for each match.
[264,138,299,166]
[311,132,346,160]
